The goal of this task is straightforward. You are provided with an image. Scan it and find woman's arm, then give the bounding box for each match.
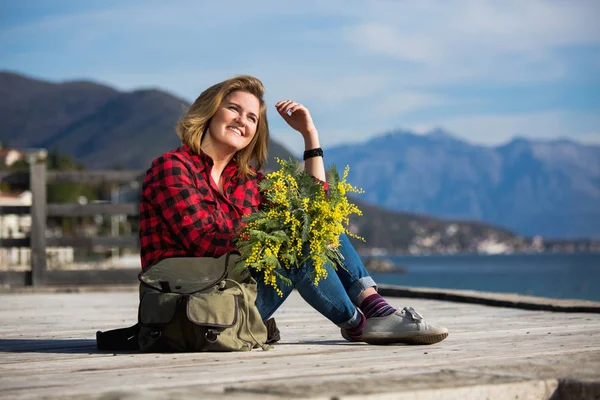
[276,100,326,182]
[141,154,234,256]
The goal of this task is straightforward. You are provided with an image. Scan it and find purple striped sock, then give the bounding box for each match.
[360,293,396,319]
[345,312,366,341]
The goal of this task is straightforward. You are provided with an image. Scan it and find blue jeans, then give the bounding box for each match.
[253,234,377,329]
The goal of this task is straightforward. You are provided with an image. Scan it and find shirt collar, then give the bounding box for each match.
[182,144,239,176]
[181,144,208,172]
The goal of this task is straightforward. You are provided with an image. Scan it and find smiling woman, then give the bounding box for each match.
[175,75,269,180]
[134,74,448,352]
[202,91,261,193]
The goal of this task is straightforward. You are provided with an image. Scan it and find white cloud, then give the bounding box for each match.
[410,111,600,146]
[339,0,600,84]
[373,91,447,116]
[344,23,440,63]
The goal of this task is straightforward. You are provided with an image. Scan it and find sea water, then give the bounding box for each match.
[369,252,600,301]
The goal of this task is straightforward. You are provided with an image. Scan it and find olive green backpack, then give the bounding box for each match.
[136,252,270,352]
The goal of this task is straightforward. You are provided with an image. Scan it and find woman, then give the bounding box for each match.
[139,75,448,345]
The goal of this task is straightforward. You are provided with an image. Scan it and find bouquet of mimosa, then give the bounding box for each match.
[235,158,364,296]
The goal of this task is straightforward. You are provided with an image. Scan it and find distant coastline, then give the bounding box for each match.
[357,237,600,257]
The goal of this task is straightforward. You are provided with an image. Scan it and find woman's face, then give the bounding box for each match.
[207,90,260,154]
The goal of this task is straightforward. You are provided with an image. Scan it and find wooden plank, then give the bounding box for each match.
[0,291,598,399]
[1,170,144,185]
[46,235,139,248]
[0,205,30,215]
[0,170,29,185]
[0,269,139,286]
[29,161,47,286]
[42,269,139,285]
[47,170,143,185]
[379,285,600,313]
[0,270,30,286]
[1,236,138,249]
[47,203,139,217]
[0,237,30,247]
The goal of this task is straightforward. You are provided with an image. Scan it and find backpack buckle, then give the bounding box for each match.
[205,329,219,344]
[150,330,162,339]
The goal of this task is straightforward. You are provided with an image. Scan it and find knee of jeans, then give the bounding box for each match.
[339,233,350,245]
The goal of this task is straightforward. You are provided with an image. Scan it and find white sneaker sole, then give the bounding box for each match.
[362,330,449,345]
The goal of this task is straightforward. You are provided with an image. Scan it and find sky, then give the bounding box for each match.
[1,0,599,153]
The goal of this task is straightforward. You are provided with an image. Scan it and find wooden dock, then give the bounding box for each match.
[1,288,600,399]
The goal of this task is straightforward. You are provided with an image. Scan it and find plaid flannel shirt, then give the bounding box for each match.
[139,145,262,269]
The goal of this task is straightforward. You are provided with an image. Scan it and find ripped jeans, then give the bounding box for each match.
[252,234,376,329]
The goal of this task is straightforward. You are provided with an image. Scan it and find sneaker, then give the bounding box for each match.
[340,328,360,342]
[264,318,281,344]
[361,307,448,345]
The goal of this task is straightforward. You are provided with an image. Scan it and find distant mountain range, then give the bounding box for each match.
[2,71,598,240]
[0,71,294,170]
[326,129,600,238]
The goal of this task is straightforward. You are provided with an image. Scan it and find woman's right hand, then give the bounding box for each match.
[275,100,318,141]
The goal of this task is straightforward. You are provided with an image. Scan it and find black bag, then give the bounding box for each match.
[96,324,140,351]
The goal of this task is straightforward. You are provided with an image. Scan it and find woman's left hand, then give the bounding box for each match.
[276,100,318,139]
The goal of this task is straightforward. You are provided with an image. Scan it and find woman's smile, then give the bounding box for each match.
[226,126,243,136]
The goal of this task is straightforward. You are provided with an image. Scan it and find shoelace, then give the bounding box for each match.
[400,306,424,322]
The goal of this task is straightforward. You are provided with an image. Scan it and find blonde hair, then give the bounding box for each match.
[176,75,269,177]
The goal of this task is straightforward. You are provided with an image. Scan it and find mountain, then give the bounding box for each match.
[326,129,600,238]
[348,197,517,253]
[0,71,294,170]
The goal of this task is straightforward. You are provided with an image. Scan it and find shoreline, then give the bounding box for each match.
[378,284,600,314]
[358,249,600,257]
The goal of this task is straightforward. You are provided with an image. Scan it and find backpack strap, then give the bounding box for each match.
[96,324,140,351]
[224,278,272,351]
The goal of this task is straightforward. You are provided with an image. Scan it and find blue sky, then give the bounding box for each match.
[1,0,599,153]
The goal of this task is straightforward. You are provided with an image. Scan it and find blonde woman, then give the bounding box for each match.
[139,75,448,345]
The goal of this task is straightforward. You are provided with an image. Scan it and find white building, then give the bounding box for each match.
[0,148,24,168]
[477,239,510,255]
[0,190,73,268]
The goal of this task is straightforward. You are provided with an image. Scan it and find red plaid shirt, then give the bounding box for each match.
[139,145,262,269]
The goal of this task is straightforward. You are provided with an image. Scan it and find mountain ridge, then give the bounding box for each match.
[0,71,294,170]
[326,129,600,238]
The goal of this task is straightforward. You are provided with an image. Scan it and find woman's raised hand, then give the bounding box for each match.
[275,100,318,139]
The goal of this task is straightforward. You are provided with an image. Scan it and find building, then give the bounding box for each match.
[0,147,24,168]
[0,190,73,268]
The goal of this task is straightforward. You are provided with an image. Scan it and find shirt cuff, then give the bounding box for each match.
[313,177,329,192]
